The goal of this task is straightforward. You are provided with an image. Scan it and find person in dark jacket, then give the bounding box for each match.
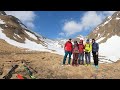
[78,39,85,65]
[72,41,79,66]
[62,38,73,66]
[92,39,99,68]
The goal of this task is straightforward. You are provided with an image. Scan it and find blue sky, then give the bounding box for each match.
[5,11,115,39]
[34,11,85,39]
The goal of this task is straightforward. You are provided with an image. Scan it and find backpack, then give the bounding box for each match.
[73,45,79,53]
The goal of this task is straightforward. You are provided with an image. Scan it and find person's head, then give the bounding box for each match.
[68,38,72,42]
[79,39,83,44]
[86,39,89,44]
[74,40,77,44]
[92,38,95,43]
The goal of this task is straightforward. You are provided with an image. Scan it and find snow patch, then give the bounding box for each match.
[116,17,120,20]
[5,25,8,27]
[97,33,101,38]
[14,33,22,39]
[96,37,105,43]
[102,17,112,26]
[24,30,38,40]
[13,36,17,40]
[108,16,111,19]
[96,27,99,30]
[0,19,5,24]
[105,56,119,62]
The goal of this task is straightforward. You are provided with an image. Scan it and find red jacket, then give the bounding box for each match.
[78,44,84,53]
[64,41,73,52]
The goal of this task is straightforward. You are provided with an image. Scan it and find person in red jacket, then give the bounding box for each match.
[62,38,73,66]
[78,39,85,65]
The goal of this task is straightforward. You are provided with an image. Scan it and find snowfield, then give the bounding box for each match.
[96,37,105,43]
[0,27,64,55]
[98,35,120,62]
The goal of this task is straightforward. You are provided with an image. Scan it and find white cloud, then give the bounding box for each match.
[5,11,36,29]
[63,21,83,36]
[61,11,116,37]
[81,11,102,29]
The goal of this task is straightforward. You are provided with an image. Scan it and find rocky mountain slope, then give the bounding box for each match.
[0,11,66,55]
[88,11,120,44]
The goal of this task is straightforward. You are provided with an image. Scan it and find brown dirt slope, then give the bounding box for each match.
[0,51,120,79]
[0,39,25,53]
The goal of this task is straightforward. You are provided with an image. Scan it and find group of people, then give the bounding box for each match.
[62,38,99,68]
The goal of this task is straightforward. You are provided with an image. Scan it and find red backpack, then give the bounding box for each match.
[73,44,79,53]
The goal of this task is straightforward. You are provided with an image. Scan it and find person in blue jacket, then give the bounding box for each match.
[92,39,99,68]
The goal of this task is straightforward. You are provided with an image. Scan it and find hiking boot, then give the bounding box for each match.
[95,65,99,69]
[84,64,87,66]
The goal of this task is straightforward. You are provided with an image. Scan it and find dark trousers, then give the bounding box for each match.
[92,52,98,66]
[63,51,72,64]
[85,52,91,64]
[72,53,79,66]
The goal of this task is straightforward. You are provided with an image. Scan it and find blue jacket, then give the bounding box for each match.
[92,42,99,52]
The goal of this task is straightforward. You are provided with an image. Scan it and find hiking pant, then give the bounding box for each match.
[78,53,84,64]
[63,51,72,64]
[72,53,79,65]
[92,52,98,66]
[85,52,91,64]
